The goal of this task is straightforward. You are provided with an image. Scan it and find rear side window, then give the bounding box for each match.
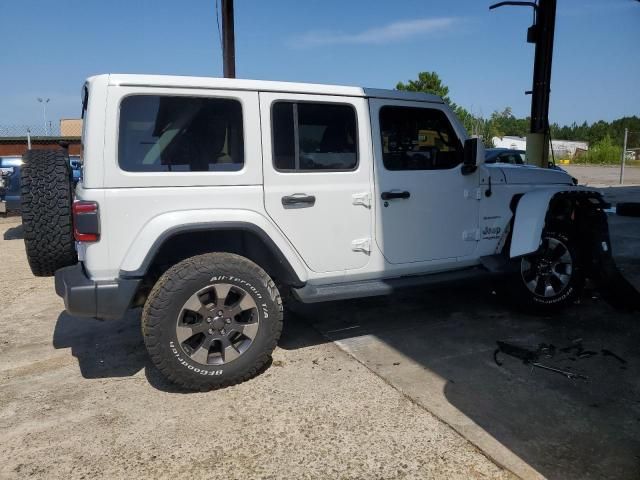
[118,95,244,172]
[272,102,358,171]
[379,106,462,171]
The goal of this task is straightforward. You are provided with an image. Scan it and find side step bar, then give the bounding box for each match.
[292,266,495,304]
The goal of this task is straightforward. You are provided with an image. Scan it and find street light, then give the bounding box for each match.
[37,97,50,136]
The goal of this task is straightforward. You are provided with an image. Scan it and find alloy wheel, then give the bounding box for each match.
[175,283,259,365]
[521,237,573,298]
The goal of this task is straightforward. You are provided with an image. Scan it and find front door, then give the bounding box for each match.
[260,92,373,273]
[369,99,479,264]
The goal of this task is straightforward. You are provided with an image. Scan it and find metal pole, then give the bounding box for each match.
[620,128,628,185]
[490,1,558,168]
[528,0,557,168]
[222,0,236,78]
[27,129,31,150]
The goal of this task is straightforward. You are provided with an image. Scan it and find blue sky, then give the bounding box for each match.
[0,0,638,127]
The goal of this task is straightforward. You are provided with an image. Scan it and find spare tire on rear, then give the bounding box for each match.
[21,149,77,277]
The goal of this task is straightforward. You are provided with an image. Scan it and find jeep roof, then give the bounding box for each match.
[93,73,445,103]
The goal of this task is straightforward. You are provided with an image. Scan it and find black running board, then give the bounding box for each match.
[292,266,492,304]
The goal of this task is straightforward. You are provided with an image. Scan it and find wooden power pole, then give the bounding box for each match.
[222,0,236,78]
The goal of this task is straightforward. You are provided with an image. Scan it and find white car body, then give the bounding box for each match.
[75,74,593,305]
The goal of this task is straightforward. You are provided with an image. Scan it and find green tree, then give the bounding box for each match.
[396,71,640,157]
[396,71,453,106]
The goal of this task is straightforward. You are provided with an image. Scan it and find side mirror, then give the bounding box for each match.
[462,138,485,175]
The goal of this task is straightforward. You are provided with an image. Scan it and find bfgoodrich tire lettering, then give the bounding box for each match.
[142,253,283,391]
[20,149,77,276]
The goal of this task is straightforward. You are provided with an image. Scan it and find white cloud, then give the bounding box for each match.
[290,17,459,48]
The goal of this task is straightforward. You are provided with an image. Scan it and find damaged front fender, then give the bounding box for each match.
[509,187,606,258]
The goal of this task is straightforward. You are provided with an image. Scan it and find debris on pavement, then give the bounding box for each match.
[494,341,588,381]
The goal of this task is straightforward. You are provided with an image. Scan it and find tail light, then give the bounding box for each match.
[73,201,100,242]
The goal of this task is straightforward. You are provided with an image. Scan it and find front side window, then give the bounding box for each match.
[118,95,244,172]
[379,106,462,171]
[272,102,358,171]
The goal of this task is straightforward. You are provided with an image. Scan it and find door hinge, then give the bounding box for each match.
[476,188,483,200]
[463,229,481,241]
[351,238,371,253]
[352,192,371,208]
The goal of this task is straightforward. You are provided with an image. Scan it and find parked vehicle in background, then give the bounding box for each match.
[0,156,23,212]
[20,74,613,391]
[0,154,81,213]
[485,147,571,177]
[69,155,82,184]
[0,170,8,213]
[485,148,526,165]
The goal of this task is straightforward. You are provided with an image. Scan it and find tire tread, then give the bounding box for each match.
[142,253,282,391]
[21,149,77,276]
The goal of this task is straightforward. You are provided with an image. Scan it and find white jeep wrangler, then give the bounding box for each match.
[20,74,612,391]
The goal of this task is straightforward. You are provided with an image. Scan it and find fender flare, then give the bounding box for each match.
[118,209,308,285]
[509,186,597,258]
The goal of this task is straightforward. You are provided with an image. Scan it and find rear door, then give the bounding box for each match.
[260,92,373,273]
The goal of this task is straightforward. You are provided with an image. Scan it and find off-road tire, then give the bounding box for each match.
[21,149,77,276]
[507,231,584,312]
[142,253,283,391]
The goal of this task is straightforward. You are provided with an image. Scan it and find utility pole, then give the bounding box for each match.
[490,0,557,167]
[528,0,556,168]
[620,128,628,185]
[222,0,236,78]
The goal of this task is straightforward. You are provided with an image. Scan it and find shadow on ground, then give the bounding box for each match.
[52,307,289,394]
[53,309,147,379]
[3,224,23,240]
[281,284,640,480]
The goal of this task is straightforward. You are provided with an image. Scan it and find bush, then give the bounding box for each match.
[585,135,622,165]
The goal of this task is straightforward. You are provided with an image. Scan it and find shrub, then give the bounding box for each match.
[586,135,622,165]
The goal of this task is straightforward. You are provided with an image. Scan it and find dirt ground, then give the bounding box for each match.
[565,165,640,186]
[0,215,512,480]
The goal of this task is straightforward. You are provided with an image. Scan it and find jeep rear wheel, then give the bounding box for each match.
[142,253,283,391]
[21,149,77,276]
[511,232,583,311]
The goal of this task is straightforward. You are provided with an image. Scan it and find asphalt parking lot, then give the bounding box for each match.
[1,185,639,480]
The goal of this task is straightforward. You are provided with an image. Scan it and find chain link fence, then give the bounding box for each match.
[0,122,82,157]
[0,122,82,138]
[620,130,640,184]
[623,130,640,163]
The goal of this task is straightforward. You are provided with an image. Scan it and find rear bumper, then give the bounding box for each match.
[55,263,141,320]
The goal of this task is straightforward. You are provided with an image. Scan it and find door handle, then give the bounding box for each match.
[281,194,316,207]
[381,191,410,200]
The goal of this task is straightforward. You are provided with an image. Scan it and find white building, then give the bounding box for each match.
[492,136,589,158]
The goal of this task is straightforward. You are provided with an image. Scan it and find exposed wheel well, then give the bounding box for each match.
[130,227,303,307]
[508,191,610,271]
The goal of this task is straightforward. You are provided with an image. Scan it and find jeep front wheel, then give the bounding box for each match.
[142,253,283,391]
[510,232,583,311]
